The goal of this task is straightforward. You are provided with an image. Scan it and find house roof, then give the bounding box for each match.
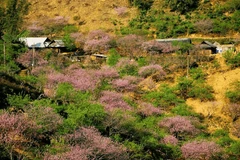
[48,40,65,48]
[156,38,192,44]
[19,37,52,48]
[200,41,217,49]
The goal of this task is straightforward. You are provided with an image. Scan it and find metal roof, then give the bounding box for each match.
[19,37,52,48]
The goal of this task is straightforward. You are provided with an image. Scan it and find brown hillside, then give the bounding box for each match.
[187,55,240,134]
[24,0,138,33]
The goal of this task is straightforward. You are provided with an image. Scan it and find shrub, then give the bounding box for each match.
[194,19,213,35]
[171,104,199,117]
[106,48,121,66]
[144,84,184,108]
[228,103,240,121]
[7,93,31,109]
[181,141,221,160]
[225,81,240,103]
[116,58,139,76]
[223,52,240,68]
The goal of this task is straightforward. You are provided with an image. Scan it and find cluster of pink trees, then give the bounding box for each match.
[45,127,128,160]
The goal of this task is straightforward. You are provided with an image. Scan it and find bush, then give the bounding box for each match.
[144,84,184,108]
[7,93,31,109]
[106,48,121,66]
[225,81,240,103]
[116,58,139,76]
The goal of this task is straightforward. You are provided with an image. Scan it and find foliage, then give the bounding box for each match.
[106,48,121,66]
[45,126,128,160]
[84,30,113,54]
[181,141,222,160]
[25,105,63,134]
[0,111,38,159]
[116,34,144,59]
[194,19,213,35]
[165,0,199,14]
[137,101,162,117]
[159,116,198,138]
[6,93,30,109]
[171,104,199,117]
[225,81,240,103]
[99,90,132,111]
[138,64,166,78]
[223,52,240,68]
[116,58,139,76]
[143,84,184,108]
[129,0,154,10]
[161,135,178,146]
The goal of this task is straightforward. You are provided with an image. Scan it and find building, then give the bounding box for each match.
[19,37,53,49]
[198,41,217,54]
[213,42,235,53]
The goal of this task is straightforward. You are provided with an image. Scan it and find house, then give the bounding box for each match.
[198,41,217,54]
[213,42,235,53]
[19,37,53,49]
[48,39,66,53]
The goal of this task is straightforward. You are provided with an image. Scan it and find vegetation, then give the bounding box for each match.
[0,0,240,159]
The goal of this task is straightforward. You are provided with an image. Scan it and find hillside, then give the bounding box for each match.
[24,0,138,33]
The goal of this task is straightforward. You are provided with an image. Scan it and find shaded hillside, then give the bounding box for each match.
[0,72,42,108]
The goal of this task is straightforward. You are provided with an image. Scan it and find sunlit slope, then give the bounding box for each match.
[25,0,138,33]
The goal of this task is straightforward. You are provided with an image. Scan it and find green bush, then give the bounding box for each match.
[7,93,31,109]
[107,48,121,66]
[223,52,240,68]
[225,81,240,103]
[144,84,184,108]
[171,104,199,117]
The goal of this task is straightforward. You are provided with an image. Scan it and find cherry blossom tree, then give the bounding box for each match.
[84,30,113,54]
[137,102,162,117]
[159,116,197,138]
[16,50,48,68]
[0,111,38,160]
[181,141,221,160]
[111,76,141,92]
[99,90,132,111]
[138,64,166,78]
[116,34,144,59]
[161,135,178,146]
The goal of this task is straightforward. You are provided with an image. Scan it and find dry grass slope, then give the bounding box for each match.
[25,0,138,33]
